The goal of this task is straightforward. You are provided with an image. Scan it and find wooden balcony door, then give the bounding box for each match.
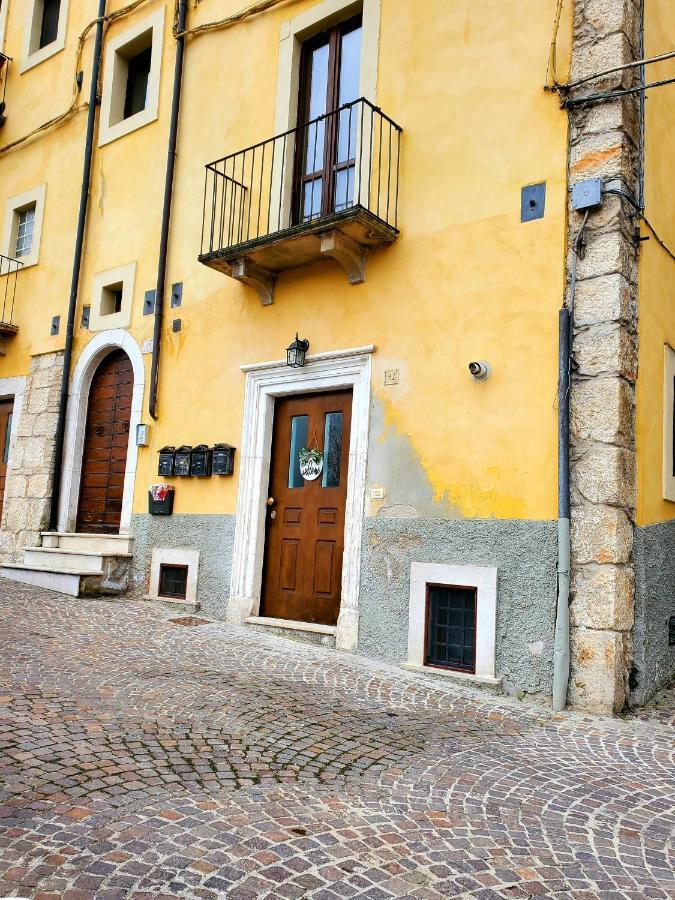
[294,15,362,224]
[76,350,133,534]
[261,390,353,626]
[0,399,13,521]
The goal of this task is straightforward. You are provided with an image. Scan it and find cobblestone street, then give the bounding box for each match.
[0,583,673,900]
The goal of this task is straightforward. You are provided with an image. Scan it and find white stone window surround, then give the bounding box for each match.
[0,376,26,530]
[89,262,136,332]
[229,345,373,652]
[21,0,70,73]
[405,562,499,683]
[0,0,10,53]
[1,185,47,269]
[147,547,200,605]
[664,344,675,502]
[58,329,144,534]
[98,7,165,147]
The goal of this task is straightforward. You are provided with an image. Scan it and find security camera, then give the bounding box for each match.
[468,360,491,381]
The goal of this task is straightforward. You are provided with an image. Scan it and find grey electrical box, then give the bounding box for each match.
[172,318,181,333]
[81,306,90,329]
[521,183,546,222]
[572,178,603,211]
[171,282,183,308]
[50,315,60,336]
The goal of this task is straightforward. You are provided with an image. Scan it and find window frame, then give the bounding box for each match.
[664,344,675,502]
[1,184,46,269]
[89,262,136,332]
[98,7,165,147]
[21,0,69,73]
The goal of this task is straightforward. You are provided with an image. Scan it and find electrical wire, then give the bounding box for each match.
[641,216,675,264]
[561,47,675,91]
[565,75,675,107]
[174,0,298,39]
[0,0,156,155]
[603,187,675,264]
[545,0,566,90]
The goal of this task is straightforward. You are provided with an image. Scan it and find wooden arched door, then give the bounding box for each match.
[76,350,133,534]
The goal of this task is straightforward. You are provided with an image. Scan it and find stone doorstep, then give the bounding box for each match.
[0,564,103,597]
[401,662,503,693]
[245,616,337,649]
[41,531,134,555]
[144,594,201,614]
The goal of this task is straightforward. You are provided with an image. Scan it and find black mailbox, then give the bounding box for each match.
[158,446,176,477]
[212,443,235,476]
[174,445,192,476]
[190,444,212,477]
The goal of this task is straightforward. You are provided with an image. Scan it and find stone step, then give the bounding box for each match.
[24,547,132,573]
[0,564,102,597]
[41,532,134,555]
[245,616,337,649]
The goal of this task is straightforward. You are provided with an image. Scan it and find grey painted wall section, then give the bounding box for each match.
[630,518,675,706]
[129,513,236,619]
[358,517,558,698]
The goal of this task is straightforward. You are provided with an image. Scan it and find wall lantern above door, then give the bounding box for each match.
[286,334,309,368]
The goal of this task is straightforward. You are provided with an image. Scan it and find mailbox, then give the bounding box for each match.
[174,445,192,476]
[212,443,235,476]
[190,444,212,477]
[157,446,176,477]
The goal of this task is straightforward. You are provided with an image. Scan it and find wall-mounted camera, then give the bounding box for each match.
[468,360,491,381]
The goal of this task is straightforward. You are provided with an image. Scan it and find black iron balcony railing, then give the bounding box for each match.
[0,253,22,332]
[0,53,10,127]
[200,98,401,265]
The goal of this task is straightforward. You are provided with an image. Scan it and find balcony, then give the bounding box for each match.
[199,98,402,305]
[0,254,22,353]
[0,53,10,127]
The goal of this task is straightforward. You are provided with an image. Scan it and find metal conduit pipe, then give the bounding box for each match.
[49,0,107,531]
[552,211,589,712]
[149,0,188,420]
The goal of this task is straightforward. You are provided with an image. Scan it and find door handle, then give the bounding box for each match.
[266,497,276,506]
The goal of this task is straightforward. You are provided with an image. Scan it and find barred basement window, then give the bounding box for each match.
[425,585,477,673]
[158,564,188,600]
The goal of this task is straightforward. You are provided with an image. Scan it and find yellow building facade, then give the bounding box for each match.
[0,0,671,712]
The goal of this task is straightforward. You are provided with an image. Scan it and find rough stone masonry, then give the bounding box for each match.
[568,0,643,713]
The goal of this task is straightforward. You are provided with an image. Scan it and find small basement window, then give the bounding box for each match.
[425,585,477,673]
[158,564,188,600]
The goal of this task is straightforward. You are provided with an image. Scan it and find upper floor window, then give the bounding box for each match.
[14,206,35,258]
[294,17,362,224]
[21,0,69,72]
[1,184,46,268]
[98,7,164,146]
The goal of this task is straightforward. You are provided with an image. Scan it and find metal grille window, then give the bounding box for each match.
[158,564,188,600]
[15,206,35,258]
[426,585,477,673]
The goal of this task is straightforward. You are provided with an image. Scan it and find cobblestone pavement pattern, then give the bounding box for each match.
[0,584,673,900]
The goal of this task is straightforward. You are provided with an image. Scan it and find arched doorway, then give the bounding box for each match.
[76,349,133,534]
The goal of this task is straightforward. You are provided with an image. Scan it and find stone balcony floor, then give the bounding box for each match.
[0,582,673,899]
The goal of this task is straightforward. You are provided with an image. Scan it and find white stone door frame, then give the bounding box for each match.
[229,345,374,651]
[58,329,145,534]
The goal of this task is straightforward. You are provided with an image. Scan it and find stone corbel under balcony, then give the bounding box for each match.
[0,323,19,356]
[199,206,397,306]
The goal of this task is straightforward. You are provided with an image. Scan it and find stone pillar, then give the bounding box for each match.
[567,0,642,713]
[0,351,64,561]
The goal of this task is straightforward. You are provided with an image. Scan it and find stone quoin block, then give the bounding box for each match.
[569,627,629,713]
[573,273,632,325]
[576,230,628,281]
[570,31,634,87]
[570,562,635,630]
[570,376,634,446]
[574,324,637,380]
[571,504,633,565]
[572,443,636,508]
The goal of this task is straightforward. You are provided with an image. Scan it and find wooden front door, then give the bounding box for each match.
[0,399,13,521]
[76,350,133,534]
[261,390,353,626]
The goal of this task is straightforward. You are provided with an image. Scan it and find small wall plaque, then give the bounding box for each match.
[384,369,399,386]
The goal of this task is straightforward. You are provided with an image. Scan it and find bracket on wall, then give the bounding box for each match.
[319,230,367,284]
[231,259,277,306]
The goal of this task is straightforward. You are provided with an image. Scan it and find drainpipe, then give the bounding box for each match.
[552,212,589,712]
[49,0,107,531]
[149,0,188,420]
